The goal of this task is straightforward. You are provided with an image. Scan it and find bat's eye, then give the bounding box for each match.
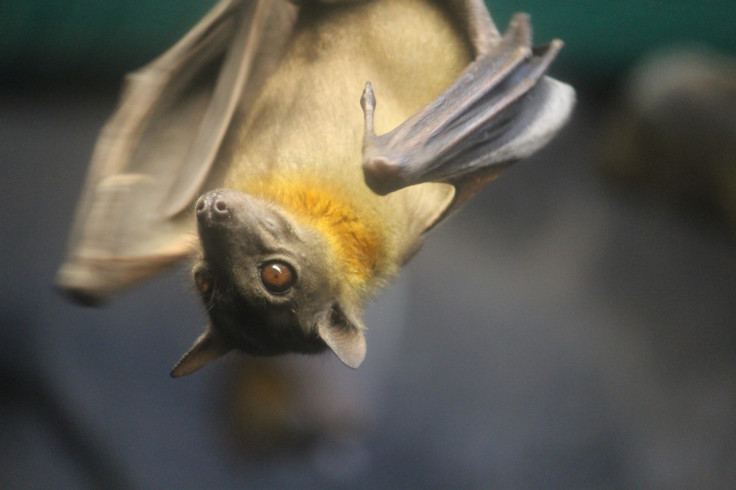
[261,261,295,294]
[194,268,214,299]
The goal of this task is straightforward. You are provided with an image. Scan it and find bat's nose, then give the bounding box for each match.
[196,191,230,222]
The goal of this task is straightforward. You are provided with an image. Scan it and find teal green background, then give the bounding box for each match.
[487,1,736,83]
[2,1,735,84]
[0,1,212,80]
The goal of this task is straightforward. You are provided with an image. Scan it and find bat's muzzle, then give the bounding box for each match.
[196,191,232,223]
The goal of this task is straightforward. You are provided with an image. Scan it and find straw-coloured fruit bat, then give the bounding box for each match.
[56,0,574,376]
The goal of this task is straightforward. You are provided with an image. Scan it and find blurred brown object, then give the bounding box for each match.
[601,46,736,225]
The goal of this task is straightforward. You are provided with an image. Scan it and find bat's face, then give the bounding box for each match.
[193,188,337,356]
[173,189,367,376]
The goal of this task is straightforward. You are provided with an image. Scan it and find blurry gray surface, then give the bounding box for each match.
[2,85,735,489]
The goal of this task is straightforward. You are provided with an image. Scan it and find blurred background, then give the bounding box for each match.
[2,0,736,488]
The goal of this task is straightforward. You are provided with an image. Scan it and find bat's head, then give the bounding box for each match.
[170,189,367,377]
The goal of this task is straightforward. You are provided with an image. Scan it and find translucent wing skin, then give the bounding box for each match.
[360,10,575,226]
[56,0,297,304]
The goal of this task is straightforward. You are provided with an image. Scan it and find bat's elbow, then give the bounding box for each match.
[362,156,404,195]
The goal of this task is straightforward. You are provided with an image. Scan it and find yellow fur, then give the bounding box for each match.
[243,174,386,290]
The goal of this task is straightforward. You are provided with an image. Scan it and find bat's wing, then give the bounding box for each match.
[360,10,575,226]
[56,0,297,304]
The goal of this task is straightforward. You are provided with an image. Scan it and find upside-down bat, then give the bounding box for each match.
[56,0,574,376]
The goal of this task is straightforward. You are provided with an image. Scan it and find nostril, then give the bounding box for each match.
[196,192,231,221]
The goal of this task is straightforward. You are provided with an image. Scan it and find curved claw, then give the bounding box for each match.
[360,81,377,146]
[360,82,407,195]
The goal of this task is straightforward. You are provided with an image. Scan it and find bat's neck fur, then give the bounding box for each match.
[243,174,388,293]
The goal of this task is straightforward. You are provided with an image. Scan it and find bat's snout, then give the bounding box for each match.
[196,191,232,224]
[195,190,278,255]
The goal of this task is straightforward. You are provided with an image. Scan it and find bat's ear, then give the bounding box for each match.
[170,325,232,378]
[317,303,367,369]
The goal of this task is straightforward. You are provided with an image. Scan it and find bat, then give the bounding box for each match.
[56,0,575,376]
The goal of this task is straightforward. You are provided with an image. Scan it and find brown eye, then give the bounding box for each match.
[194,268,214,301]
[261,262,295,293]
